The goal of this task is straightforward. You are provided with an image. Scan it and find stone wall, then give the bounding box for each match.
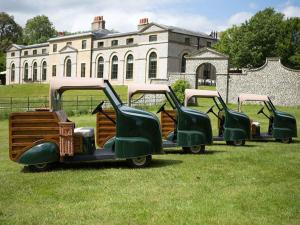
[217,58,300,106]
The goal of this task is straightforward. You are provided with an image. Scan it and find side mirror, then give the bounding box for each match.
[257,107,264,115]
[206,105,214,114]
[156,103,166,114]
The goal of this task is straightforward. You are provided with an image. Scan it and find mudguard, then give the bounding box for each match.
[177,130,207,147]
[273,111,297,139]
[115,137,152,158]
[18,142,59,165]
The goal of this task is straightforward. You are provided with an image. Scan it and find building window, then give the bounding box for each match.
[67,42,72,46]
[53,44,57,52]
[97,41,104,48]
[81,63,86,77]
[148,52,157,78]
[111,55,118,79]
[11,52,15,57]
[33,50,37,55]
[97,57,104,78]
[185,38,190,45]
[181,53,188,73]
[33,62,38,81]
[42,48,47,54]
[42,61,47,81]
[24,51,28,56]
[24,63,28,81]
[149,35,157,42]
[207,41,211,47]
[65,59,71,77]
[11,63,15,82]
[126,38,134,45]
[52,65,56,77]
[82,40,87,49]
[126,54,134,79]
[111,40,118,46]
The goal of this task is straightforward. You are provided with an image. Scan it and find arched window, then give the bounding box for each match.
[126,54,134,79]
[33,62,37,81]
[97,57,104,78]
[11,63,15,82]
[42,61,47,81]
[148,52,157,78]
[65,58,71,77]
[24,63,28,81]
[111,55,118,79]
[181,53,188,73]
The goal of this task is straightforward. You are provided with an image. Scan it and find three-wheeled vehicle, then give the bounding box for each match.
[127,84,212,154]
[184,89,251,146]
[238,93,297,143]
[9,78,163,171]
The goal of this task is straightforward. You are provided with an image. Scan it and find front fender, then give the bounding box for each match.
[18,142,59,165]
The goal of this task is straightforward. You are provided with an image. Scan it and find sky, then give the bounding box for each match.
[1,0,300,34]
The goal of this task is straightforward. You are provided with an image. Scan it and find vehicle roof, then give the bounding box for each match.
[238,93,269,102]
[128,84,170,99]
[184,89,219,106]
[50,78,105,93]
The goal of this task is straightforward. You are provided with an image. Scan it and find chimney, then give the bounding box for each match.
[138,18,149,30]
[92,16,105,31]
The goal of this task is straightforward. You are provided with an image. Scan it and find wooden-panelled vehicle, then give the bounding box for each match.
[9,78,163,171]
[237,93,297,143]
[184,89,251,146]
[127,84,213,154]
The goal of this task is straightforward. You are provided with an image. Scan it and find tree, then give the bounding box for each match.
[171,80,191,103]
[23,15,57,44]
[0,12,23,71]
[214,8,300,69]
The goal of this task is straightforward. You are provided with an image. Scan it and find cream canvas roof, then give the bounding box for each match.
[128,84,169,101]
[238,93,269,102]
[184,89,219,106]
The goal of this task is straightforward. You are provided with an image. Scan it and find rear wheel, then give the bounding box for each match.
[232,140,245,146]
[27,163,53,172]
[126,155,152,168]
[183,145,205,154]
[281,137,292,144]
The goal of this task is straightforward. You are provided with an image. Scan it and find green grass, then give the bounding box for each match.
[0,102,300,225]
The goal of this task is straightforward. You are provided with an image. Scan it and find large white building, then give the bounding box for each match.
[6,16,217,85]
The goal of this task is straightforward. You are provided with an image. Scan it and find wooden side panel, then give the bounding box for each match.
[59,122,74,156]
[9,111,60,162]
[96,110,116,148]
[160,110,176,138]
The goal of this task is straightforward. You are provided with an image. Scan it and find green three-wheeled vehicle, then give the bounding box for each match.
[9,78,163,171]
[238,93,297,143]
[128,84,212,154]
[184,89,251,146]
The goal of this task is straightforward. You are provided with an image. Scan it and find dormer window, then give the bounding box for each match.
[24,51,28,56]
[42,48,47,54]
[82,40,87,49]
[11,52,15,57]
[126,38,134,45]
[97,41,104,48]
[111,40,118,46]
[53,44,57,52]
[149,35,157,42]
[185,38,190,45]
[33,50,37,55]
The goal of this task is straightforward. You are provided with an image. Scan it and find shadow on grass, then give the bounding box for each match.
[22,158,182,173]
[210,143,258,148]
[163,149,226,155]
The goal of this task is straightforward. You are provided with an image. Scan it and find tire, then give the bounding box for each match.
[126,155,152,168]
[232,140,245,146]
[27,163,53,172]
[182,145,205,154]
[281,137,292,144]
[226,141,233,145]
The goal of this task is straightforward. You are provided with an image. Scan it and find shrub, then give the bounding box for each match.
[171,80,191,103]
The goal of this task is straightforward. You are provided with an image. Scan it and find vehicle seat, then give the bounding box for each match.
[251,121,260,136]
[55,110,68,122]
[74,127,95,154]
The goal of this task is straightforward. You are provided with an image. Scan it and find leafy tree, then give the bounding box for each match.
[214,8,300,69]
[23,15,57,44]
[171,80,191,103]
[0,12,23,71]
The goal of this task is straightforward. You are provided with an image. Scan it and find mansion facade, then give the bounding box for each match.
[6,16,217,85]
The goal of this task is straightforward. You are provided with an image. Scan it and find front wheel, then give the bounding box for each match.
[27,163,53,172]
[281,138,292,144]
[232,140,245,146]
[126,155,152,168]
[183,145,205,154]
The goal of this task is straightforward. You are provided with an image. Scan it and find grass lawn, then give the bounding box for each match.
[0,96,300,224]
